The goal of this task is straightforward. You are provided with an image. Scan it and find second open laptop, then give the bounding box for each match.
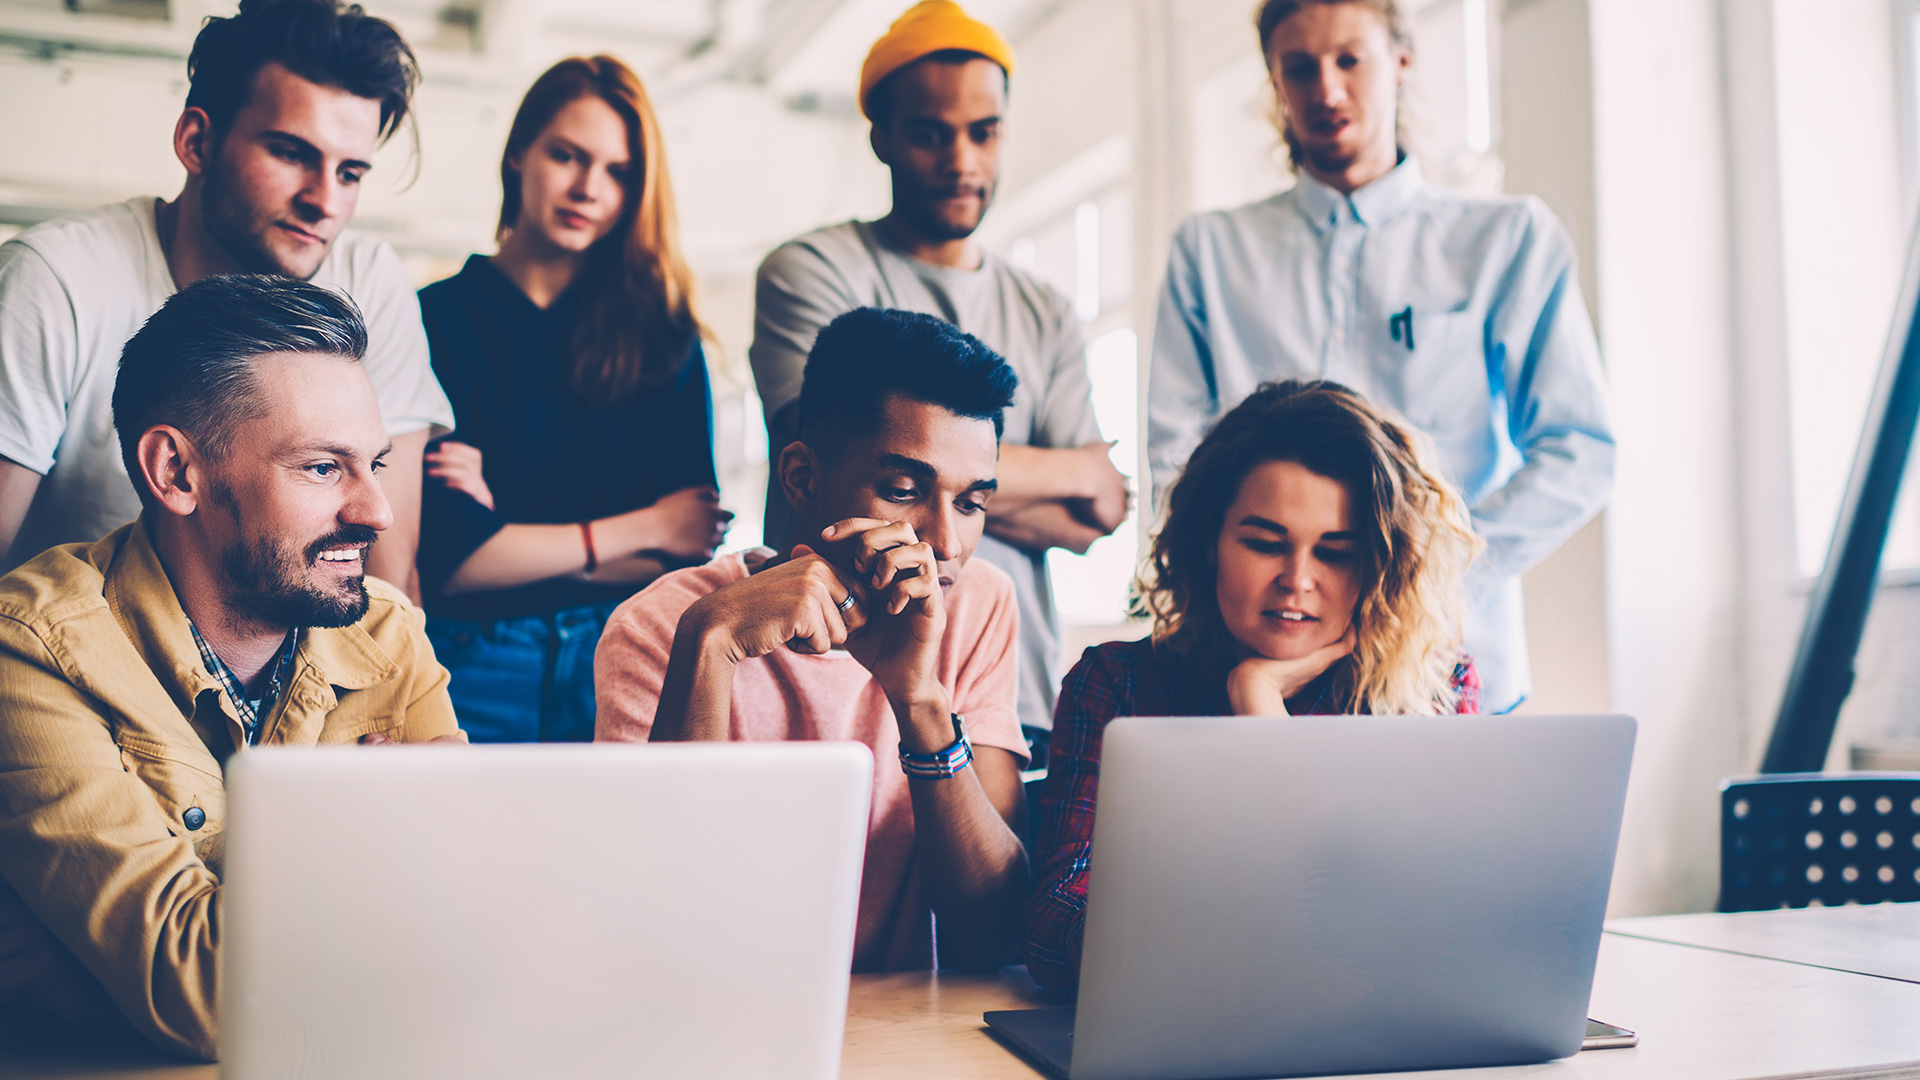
[220,742,872,1080]
[986,713,1636,1080]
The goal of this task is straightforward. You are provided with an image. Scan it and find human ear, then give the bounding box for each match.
[777,441,818,518]
[173,108,215,177]
[136,426,205,518]
[868,122,895,168]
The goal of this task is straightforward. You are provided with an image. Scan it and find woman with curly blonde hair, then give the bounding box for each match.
[1024,378,1482,993]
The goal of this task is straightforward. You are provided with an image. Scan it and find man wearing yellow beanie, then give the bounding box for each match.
[749,1,1130,793]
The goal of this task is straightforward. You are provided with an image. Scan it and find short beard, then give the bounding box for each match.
[1286,125,1360,178]
[896,179,992,243]
[213,484,377,630]
[199,139,313,280]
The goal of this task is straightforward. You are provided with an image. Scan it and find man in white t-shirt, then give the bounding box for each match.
[0,0,452,593]
[750,2,1130,747]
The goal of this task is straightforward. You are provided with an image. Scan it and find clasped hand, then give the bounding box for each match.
[692,517,946,710]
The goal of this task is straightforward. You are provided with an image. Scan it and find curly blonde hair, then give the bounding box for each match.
[1134,380,1481,714]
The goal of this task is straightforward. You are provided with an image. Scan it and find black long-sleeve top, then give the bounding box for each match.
[415,255,717,622]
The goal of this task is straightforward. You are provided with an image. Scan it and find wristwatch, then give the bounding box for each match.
[899,713,974,779]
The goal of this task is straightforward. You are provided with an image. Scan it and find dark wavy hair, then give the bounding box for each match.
[114,275,367,509]
[1135,380,1478,714]
[797,308,1017,462]
[186,0,417,145]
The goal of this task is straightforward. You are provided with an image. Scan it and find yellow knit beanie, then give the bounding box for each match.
[858,1,1016,119]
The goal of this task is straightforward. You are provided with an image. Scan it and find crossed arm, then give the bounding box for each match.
[986,443,1130,555]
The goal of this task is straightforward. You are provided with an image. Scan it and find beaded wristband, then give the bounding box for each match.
[899,714,973,779]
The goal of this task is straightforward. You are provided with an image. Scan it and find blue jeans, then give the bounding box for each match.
[425,601,622,743]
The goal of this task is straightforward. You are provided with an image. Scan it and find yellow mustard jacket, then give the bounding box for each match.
[0,518,461,1060]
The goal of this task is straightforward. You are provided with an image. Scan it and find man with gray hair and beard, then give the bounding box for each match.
[0,275,462,1061]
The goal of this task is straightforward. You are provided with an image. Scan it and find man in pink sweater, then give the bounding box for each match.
[596,307,1028,972]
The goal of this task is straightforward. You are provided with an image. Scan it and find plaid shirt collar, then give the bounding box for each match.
[188,623,300,746]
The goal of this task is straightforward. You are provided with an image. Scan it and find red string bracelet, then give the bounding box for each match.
[578,521,598,573]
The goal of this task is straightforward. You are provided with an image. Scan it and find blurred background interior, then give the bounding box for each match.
[4,0,1919,920]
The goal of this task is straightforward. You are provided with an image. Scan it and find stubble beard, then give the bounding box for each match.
[1292,122,1362,179]
[899,179,993,244]
[199,145,323,280]
[212,482,375,631]
[220,531,373,630]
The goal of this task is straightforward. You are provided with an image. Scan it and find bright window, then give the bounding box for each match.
[1049,328,1141,625]
[1775,0,1912,575]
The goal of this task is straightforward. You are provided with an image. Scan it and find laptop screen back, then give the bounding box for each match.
[1070,714,1635,1080]
[220,742,871,1079]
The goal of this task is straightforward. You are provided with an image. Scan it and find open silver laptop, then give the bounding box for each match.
[221,742,872,1079]
[987,714,1635,1080]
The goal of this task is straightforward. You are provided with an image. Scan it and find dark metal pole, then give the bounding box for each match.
[1762,222,1920,773]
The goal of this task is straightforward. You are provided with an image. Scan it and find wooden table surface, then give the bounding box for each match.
[8,922,1920,1079]
[1608,899,1920,983]
[837,933,1920,1080]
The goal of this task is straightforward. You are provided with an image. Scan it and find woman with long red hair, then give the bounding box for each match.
[414,55,731,742]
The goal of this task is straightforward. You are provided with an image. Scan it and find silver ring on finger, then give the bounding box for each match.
[836,592,858,614]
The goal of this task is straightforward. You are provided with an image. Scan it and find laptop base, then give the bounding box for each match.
[983,1007,1075,1078]
[982,1007,1636,1078]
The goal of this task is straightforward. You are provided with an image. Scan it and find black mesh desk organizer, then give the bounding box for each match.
[1720,773,1920,911]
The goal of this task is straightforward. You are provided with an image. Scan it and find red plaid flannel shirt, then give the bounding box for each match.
[1022,636,1481,994]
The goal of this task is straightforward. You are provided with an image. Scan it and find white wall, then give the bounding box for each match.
[1505,0,1754,918]
[1501,0,1610,722]
[1523,0,1920,914]
[1773,0,1908,579]
[0,51,185,210]
[1589,0,1747,915]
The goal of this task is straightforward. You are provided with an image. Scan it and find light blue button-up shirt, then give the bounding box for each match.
[1147,157,1614,711]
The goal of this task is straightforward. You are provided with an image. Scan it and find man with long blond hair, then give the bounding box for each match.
[1147,0,1614,713]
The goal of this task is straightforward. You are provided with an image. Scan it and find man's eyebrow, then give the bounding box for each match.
[287,441,386,461]
[259,129,374,173]
[877,453,938,480]
[877,453,996,494]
